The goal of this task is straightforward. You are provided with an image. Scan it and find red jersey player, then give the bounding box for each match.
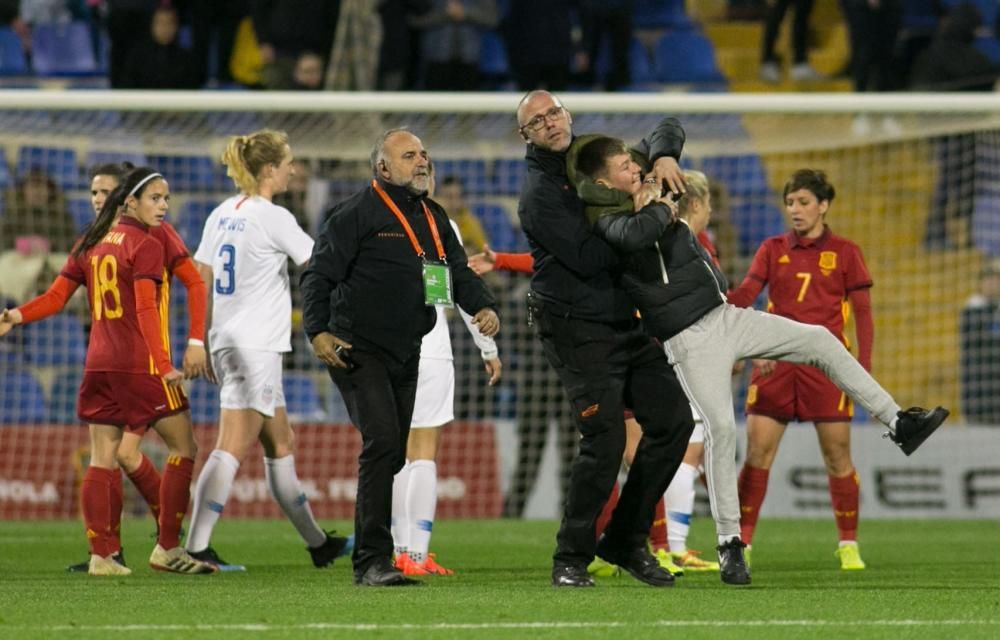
[0,167,215,576]
[728,169,874,571]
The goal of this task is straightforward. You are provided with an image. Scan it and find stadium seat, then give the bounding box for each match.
[148,154,223,192]
[492,158,525,195]
[634,0,692,30]
[31,21,99,76]
[699,154,771,196]
[472,202,524,252]
[16,145,83,190]
[729,199,787,255]
[941,0,997,30]
[0,26,28,75]
[594,37,656,87]
[187,378,220,425]
[49,368,83,424]
[434,159,491,196]
[972,187,1000,255]
[85,149,148,171]
[0,369,47,423]
[175,199,217,249]
[24,313,87,366]
[652,29,726,85]
[284,373,325,422]
[479,31,510,78]
[975,35,1000,63]
[67,197,93,232]
[0,150,11,190]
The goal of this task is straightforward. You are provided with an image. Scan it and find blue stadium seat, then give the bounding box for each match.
[972,187,1000,255]
[492,158,525,195]
[975,35,1000,63]
[902,0,941,30]
[479,31,510,78]
[187,378,219,425]
[729,199,787,255]
[49,368,83,424]
[434,159,491,196]
[68,197,93,232]
[0,26,28,75]
[595,37,656,87]
[284,373,325,421]
[699,154,771,196]
[16,145,83,190]
[148,154,223,192]
[175,199,217,249]
[31,21,99,76]
[941,0,997,29]
[472,202,524,252]
[24,313,87,366]
[652,29,726,85]
[634,0,691,29]
[0,149,11,190]
[85,149,148,172]
[0,369,48,423]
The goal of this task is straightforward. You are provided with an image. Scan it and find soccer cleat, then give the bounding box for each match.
[744,545,752,568]
[69,549,126,573]
[587,556,620,577]
[552,564,595,587]
[652,548,685,576]
[420,553,454,576]
[308,531,350,568]
[149,545,218,574]
[188,546,246,572]
[88,553,132,576]
[671,549,719,572]
[887,406,949,456]
[835,542,866,571]
[395,552,429,576]
[717,538,751,585]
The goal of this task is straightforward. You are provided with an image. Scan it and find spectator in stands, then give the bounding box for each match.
[759,0,823,83]
[960,258,1000,425]
[119,6,201,90]
[106,0,157,88]
[841,0,903,92]
[322,0,382,90]
[911,1,998,91]
[502,0,574,91]
[578,0,633,91]
[727,0,768,21]
[0,168,75,253]
[291,51,325,90]
[411,0,497,91]
[434,176,488,253]
[190,0,248,87]
[377,0,431,90]
[251,0,339,90]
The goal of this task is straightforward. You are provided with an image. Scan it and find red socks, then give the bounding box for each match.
[157,455,194,550]
[81,466,119,557]
[738,465,770,544]
[828,469,860,542]
[595,481,620,540]
[127,453,162,523]
[649,496,668,551]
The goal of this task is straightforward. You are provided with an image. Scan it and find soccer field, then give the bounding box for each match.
[1,518,997,640]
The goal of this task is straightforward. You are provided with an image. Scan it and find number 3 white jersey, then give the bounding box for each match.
[194,194,314,353]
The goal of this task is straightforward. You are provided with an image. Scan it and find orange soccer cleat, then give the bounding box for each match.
[395,552,429,576]
[419,553,454,576]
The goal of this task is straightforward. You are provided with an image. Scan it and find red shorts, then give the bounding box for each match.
[745,361,853,423]
[78,371,189,429]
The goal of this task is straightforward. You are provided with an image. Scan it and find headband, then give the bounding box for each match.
[127,172,163,198]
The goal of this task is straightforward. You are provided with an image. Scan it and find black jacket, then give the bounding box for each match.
[301,179,496,363]
[518,117,686,323]
[595,215,728,340]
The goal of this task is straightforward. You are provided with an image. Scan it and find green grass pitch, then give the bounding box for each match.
[1,518,997,639]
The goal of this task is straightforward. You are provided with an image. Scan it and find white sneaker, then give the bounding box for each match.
[149,544,218,575]
[88,553,132,576]
[851,114,873,138]
[789,63,823,81]
[758,61,781,83]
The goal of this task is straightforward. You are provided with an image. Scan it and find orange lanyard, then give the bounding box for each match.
[372,179,446,261]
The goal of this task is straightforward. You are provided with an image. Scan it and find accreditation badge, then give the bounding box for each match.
[422,261,454,307]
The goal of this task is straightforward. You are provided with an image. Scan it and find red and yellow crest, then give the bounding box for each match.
[819,251,837,275]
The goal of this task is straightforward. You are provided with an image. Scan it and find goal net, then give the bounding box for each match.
[0,91,997,521]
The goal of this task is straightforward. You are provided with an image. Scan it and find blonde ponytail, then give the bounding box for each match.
[677,170,710,220]
[221,129,289,195]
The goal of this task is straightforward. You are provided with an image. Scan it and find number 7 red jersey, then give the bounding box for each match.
[60,217,166,373]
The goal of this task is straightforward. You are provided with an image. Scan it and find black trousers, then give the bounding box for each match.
[329,347,419,577]
[535,309,694,568]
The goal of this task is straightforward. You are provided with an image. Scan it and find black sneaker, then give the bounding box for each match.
[66,549,126,573]
[717,538,751,585]
[308,532,351,568]
[551,563,595,587]
[888,406,949,456]
[188,546,246,572]
[595,536,674,587]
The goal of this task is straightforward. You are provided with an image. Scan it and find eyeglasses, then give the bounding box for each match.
[519,106,566,133]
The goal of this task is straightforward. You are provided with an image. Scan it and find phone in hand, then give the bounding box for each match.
[334,345,356,372]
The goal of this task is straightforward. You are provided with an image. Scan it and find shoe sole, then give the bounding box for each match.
[899,407,949,455]
[721,573,752,585]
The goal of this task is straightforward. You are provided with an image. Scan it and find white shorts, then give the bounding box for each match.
[213,347,285,418]
[689,404,705,444]
[410,358,455,428]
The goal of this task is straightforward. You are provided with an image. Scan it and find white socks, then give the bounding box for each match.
[264,455,326,549]
[186,449,240,552]
[406,460,438,563]
[665,462,697,554]
[391,462,412,556]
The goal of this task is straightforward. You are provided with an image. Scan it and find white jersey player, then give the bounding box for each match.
[186,129,349,570]
[391,213,502,577]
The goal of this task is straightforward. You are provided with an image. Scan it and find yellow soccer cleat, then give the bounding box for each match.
[652,548,685,576]
[835,542,866,570]
[587,556,620,577]
[149,545,218,575]
[671,549,720,572]
[88,553,132,576]
[744,545,752,568]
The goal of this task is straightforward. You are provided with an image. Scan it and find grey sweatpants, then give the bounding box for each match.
[663,304,901,540]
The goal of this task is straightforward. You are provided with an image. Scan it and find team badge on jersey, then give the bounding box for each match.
[819,251,837,276]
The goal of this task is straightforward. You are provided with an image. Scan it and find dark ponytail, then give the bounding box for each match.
[74,166,160,258]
